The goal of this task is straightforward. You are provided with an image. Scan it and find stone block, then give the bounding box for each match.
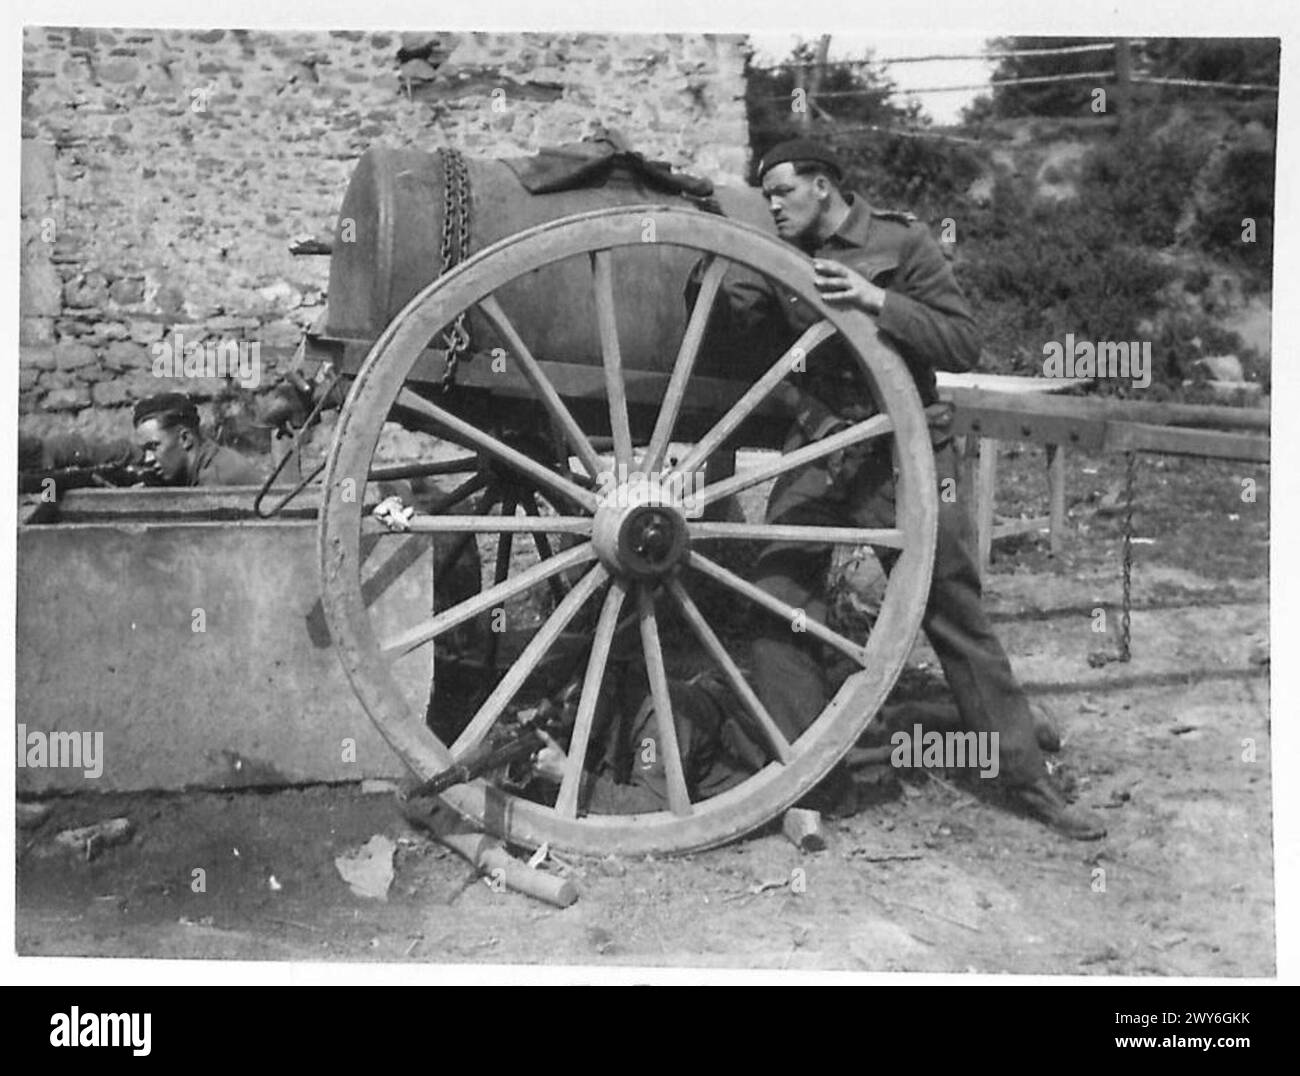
[54,341,97,370]
[21,318,56,346]
[104,341,152,371]
[42,385,92,411]
[109,277,146,305]
[20,139,57,211]
[128,319,165,344]
[22,346,57,371]
[20,260,63,317]
[91,378,135,407]
[97,58,141,83]
[64,273,109,309]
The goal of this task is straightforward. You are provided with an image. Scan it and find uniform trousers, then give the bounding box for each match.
[750,433,1046,786]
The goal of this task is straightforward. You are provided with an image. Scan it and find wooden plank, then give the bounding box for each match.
[936,372,1086,395]
[1102,422,1271,462]
[39,485,330,522]
[943,386,1270,433]
[950,398,1107,449]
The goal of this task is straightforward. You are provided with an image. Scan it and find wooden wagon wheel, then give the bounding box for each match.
[319,206,937,856]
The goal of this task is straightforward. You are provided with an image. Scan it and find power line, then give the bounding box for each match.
[751,41,1120,74]
[1130,74,1277,93]
[761,70,1115,105]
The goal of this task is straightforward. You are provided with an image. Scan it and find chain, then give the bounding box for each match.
[436,147,473,394]
[1118,449,1135,662]
[1087,449,1137,668]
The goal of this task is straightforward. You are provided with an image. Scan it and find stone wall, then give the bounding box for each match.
[19,27,751,441]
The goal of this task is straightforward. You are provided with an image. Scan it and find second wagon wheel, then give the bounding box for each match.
[319,205,937,856]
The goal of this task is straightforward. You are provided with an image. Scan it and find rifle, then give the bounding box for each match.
[403,681,582,801]
[18,462,161,495]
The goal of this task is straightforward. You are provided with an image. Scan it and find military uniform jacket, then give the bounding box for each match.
[697,193,978,441]
[189,439,263,486]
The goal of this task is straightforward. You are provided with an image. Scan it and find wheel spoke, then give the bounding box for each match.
[686,550,864,664]
[644,254,729,474]
[482,496,517,675]
[554,581,628,818]
[426,485,498,604]
[478,294,605,479]
[522,493,568,606]
[591,250,633,473]
[688,520,905,550]
[363,514,592,536]
[637,585,692,816]
[665,578,792,765]
[671,320,838,477]
[420,470,489,516]
[380,542,596,658]
[395,387,599,512]
[368,457,479,482]
[694,414,894,509]
[451,564,609,757]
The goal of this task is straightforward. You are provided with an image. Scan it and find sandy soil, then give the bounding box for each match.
[15,449,1273,975]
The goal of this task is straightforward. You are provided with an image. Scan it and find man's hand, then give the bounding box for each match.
[812,259,886,315]
[531,730,569,785]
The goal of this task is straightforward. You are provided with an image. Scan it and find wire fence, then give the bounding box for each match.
[754,38,1278,143]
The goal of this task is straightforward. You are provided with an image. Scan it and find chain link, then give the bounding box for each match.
[436,147,473,394]
[1118,449,1135,662]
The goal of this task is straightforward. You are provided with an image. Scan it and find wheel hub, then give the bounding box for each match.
[592,483,690,578]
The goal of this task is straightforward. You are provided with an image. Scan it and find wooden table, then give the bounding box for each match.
[936,373,1086,579]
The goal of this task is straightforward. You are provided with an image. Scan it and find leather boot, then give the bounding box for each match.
[1008,774,1107,840]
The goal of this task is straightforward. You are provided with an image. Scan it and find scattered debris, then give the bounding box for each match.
[782,808,826,852]
[598,854,627,878]
[846,849,924,864]
[1103,789,1132,809]
[263,916,320,934]
[402,805,578,908]
[587,926,615,955]
[268,875,283,892]
[360,779,401,795]
[50,818,134,861]
[723,877,789,902]
[1079,943,1123,966]
[334,835,396,901]
[527,842,551,870]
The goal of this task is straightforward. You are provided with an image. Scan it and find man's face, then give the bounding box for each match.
[134,418,193,485]
[761,162,830,244]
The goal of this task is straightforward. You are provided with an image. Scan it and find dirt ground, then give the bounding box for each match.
[15,448,1274,975]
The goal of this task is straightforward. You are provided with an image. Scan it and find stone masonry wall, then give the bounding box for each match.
[19,27,751,441]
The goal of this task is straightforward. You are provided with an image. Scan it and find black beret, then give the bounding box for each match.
[133,391,200,428]
[758,138,843,181]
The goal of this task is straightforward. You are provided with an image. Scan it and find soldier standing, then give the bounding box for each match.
[699,138,1104,839]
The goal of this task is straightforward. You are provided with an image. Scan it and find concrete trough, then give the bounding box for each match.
[17,487,434,793]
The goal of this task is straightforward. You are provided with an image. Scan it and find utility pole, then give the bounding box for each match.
[1113,38,1132,128]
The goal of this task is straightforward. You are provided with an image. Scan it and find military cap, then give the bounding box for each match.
[133,391,200,429]
[757,138,843,181]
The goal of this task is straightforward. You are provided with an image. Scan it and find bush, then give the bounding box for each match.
[1190,135,1275,283]
[832,131,985,222]
[1079,124,1205,248]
